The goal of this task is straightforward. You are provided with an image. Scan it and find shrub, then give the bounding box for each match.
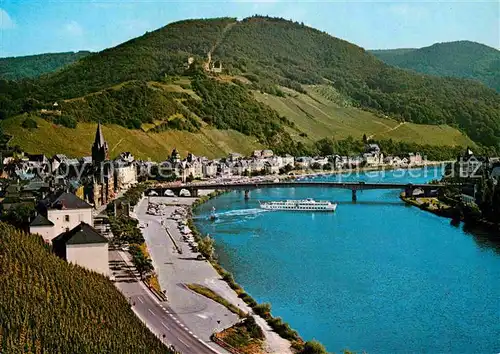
[267,317,299,340]
[300,340,328,354]
[253,303,271,318]
[21,117,38,129]
[238,292,258,307]
[53,114,77,128]
[243,316,264,340]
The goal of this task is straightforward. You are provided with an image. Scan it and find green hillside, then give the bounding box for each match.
[253,85,475,147]
[1,17,499,155]
[1,77,474,159]
[0,223,172,353]
[1,115,262,160]
[0,51,91,80]
[371,41,500,92]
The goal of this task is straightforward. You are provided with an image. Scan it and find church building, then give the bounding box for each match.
[84,122,115,208]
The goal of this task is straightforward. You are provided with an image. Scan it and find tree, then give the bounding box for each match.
[2,203,35,231]
[133,253,154,280]
[198,235,215,259]
[310,162,322,170]
[362,133,368,143]
[300,340,328,354]
[314,138,335,156]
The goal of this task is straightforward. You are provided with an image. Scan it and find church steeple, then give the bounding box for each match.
[92,121,108,164]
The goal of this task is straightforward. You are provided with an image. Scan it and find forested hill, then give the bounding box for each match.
[371,41,500,92]
[0,51,91,80]
[0,223,173,353]
[2,16,500,151]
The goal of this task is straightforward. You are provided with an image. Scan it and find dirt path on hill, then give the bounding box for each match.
[369,121,406,140]
[206,22,236,69]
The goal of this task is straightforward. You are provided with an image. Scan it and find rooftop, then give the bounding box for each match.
[43,191,91,210]
[53,222,108,245]
[30,214,54,227]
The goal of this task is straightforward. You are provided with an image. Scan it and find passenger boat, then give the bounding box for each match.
[259,198,337,212]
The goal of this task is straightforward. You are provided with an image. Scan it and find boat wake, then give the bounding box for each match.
[216,208,268,218]
[193,208,268,224]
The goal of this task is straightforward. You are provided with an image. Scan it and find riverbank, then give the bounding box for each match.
[188,193,302,353]
[136,194,293,354]
[291,160,450,179]
[399,193,454,219]
[400,193,500,237]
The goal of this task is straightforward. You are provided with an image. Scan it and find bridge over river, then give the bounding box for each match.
[146,181,445,202]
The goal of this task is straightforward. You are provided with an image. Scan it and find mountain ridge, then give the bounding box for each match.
[370,40,500,92]
[0,51,92,80]
[1,16,499,155]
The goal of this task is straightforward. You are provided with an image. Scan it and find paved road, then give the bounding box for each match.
[110,250,224,354]
[136,198,241,341]
[138,197,293,354]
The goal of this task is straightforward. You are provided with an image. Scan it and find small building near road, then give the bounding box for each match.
[52,222,109,276]
[29,214,55,241]
[30,191,93,243]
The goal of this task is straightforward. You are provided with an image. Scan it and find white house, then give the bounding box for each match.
[202,161,218,178]
[363,152,384,167]
[52,222,109,276]
[218,163,232,177]
[311,156,329,167]
[115,163,137,191]
[30,192,93,243]
[232,159,251,175]
[295,157,312,169]
[250,158,265,172]
[266,156,284,168]
[262,149,274,158]
[264,160,280,174]
[282,154,295,168]
[408,153,423,166]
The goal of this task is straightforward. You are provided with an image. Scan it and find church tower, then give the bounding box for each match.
[92,121,109,165]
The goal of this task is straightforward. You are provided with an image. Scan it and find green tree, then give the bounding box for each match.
[134,253,154,280]
[300,340,328,354]
[2,204,35,230]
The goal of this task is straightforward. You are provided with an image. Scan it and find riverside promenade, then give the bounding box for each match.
[136,196,292,354]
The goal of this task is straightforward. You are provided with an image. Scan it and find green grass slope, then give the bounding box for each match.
[2,115,261,160]
[0,51,91,80]
[0,223,172,353]
[254,85,475,147]
[371,41,500,92]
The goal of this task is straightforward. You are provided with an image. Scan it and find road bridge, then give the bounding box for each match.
[146,181,444,202]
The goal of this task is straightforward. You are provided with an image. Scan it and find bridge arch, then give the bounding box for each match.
[164,189,175,197]
[179,189,191,197]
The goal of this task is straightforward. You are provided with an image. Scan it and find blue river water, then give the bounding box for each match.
[194,168,500,353]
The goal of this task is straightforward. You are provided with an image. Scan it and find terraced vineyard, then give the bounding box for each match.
[1,115,262,160]
[253,85,475,147]
[0,223,173,353]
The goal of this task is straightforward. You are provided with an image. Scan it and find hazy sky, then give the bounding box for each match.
[1,0,499,57]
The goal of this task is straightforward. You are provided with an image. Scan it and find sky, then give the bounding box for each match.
[0,0,498,57]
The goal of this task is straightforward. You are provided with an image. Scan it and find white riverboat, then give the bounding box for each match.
[259,198,337,212]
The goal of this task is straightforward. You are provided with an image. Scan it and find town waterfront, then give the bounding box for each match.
[194,167,500,353]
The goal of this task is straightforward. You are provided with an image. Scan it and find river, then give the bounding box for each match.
[193,167,500,353]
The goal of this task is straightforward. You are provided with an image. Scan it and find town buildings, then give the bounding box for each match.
[86,122,115,209]
[29,190,109,276]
